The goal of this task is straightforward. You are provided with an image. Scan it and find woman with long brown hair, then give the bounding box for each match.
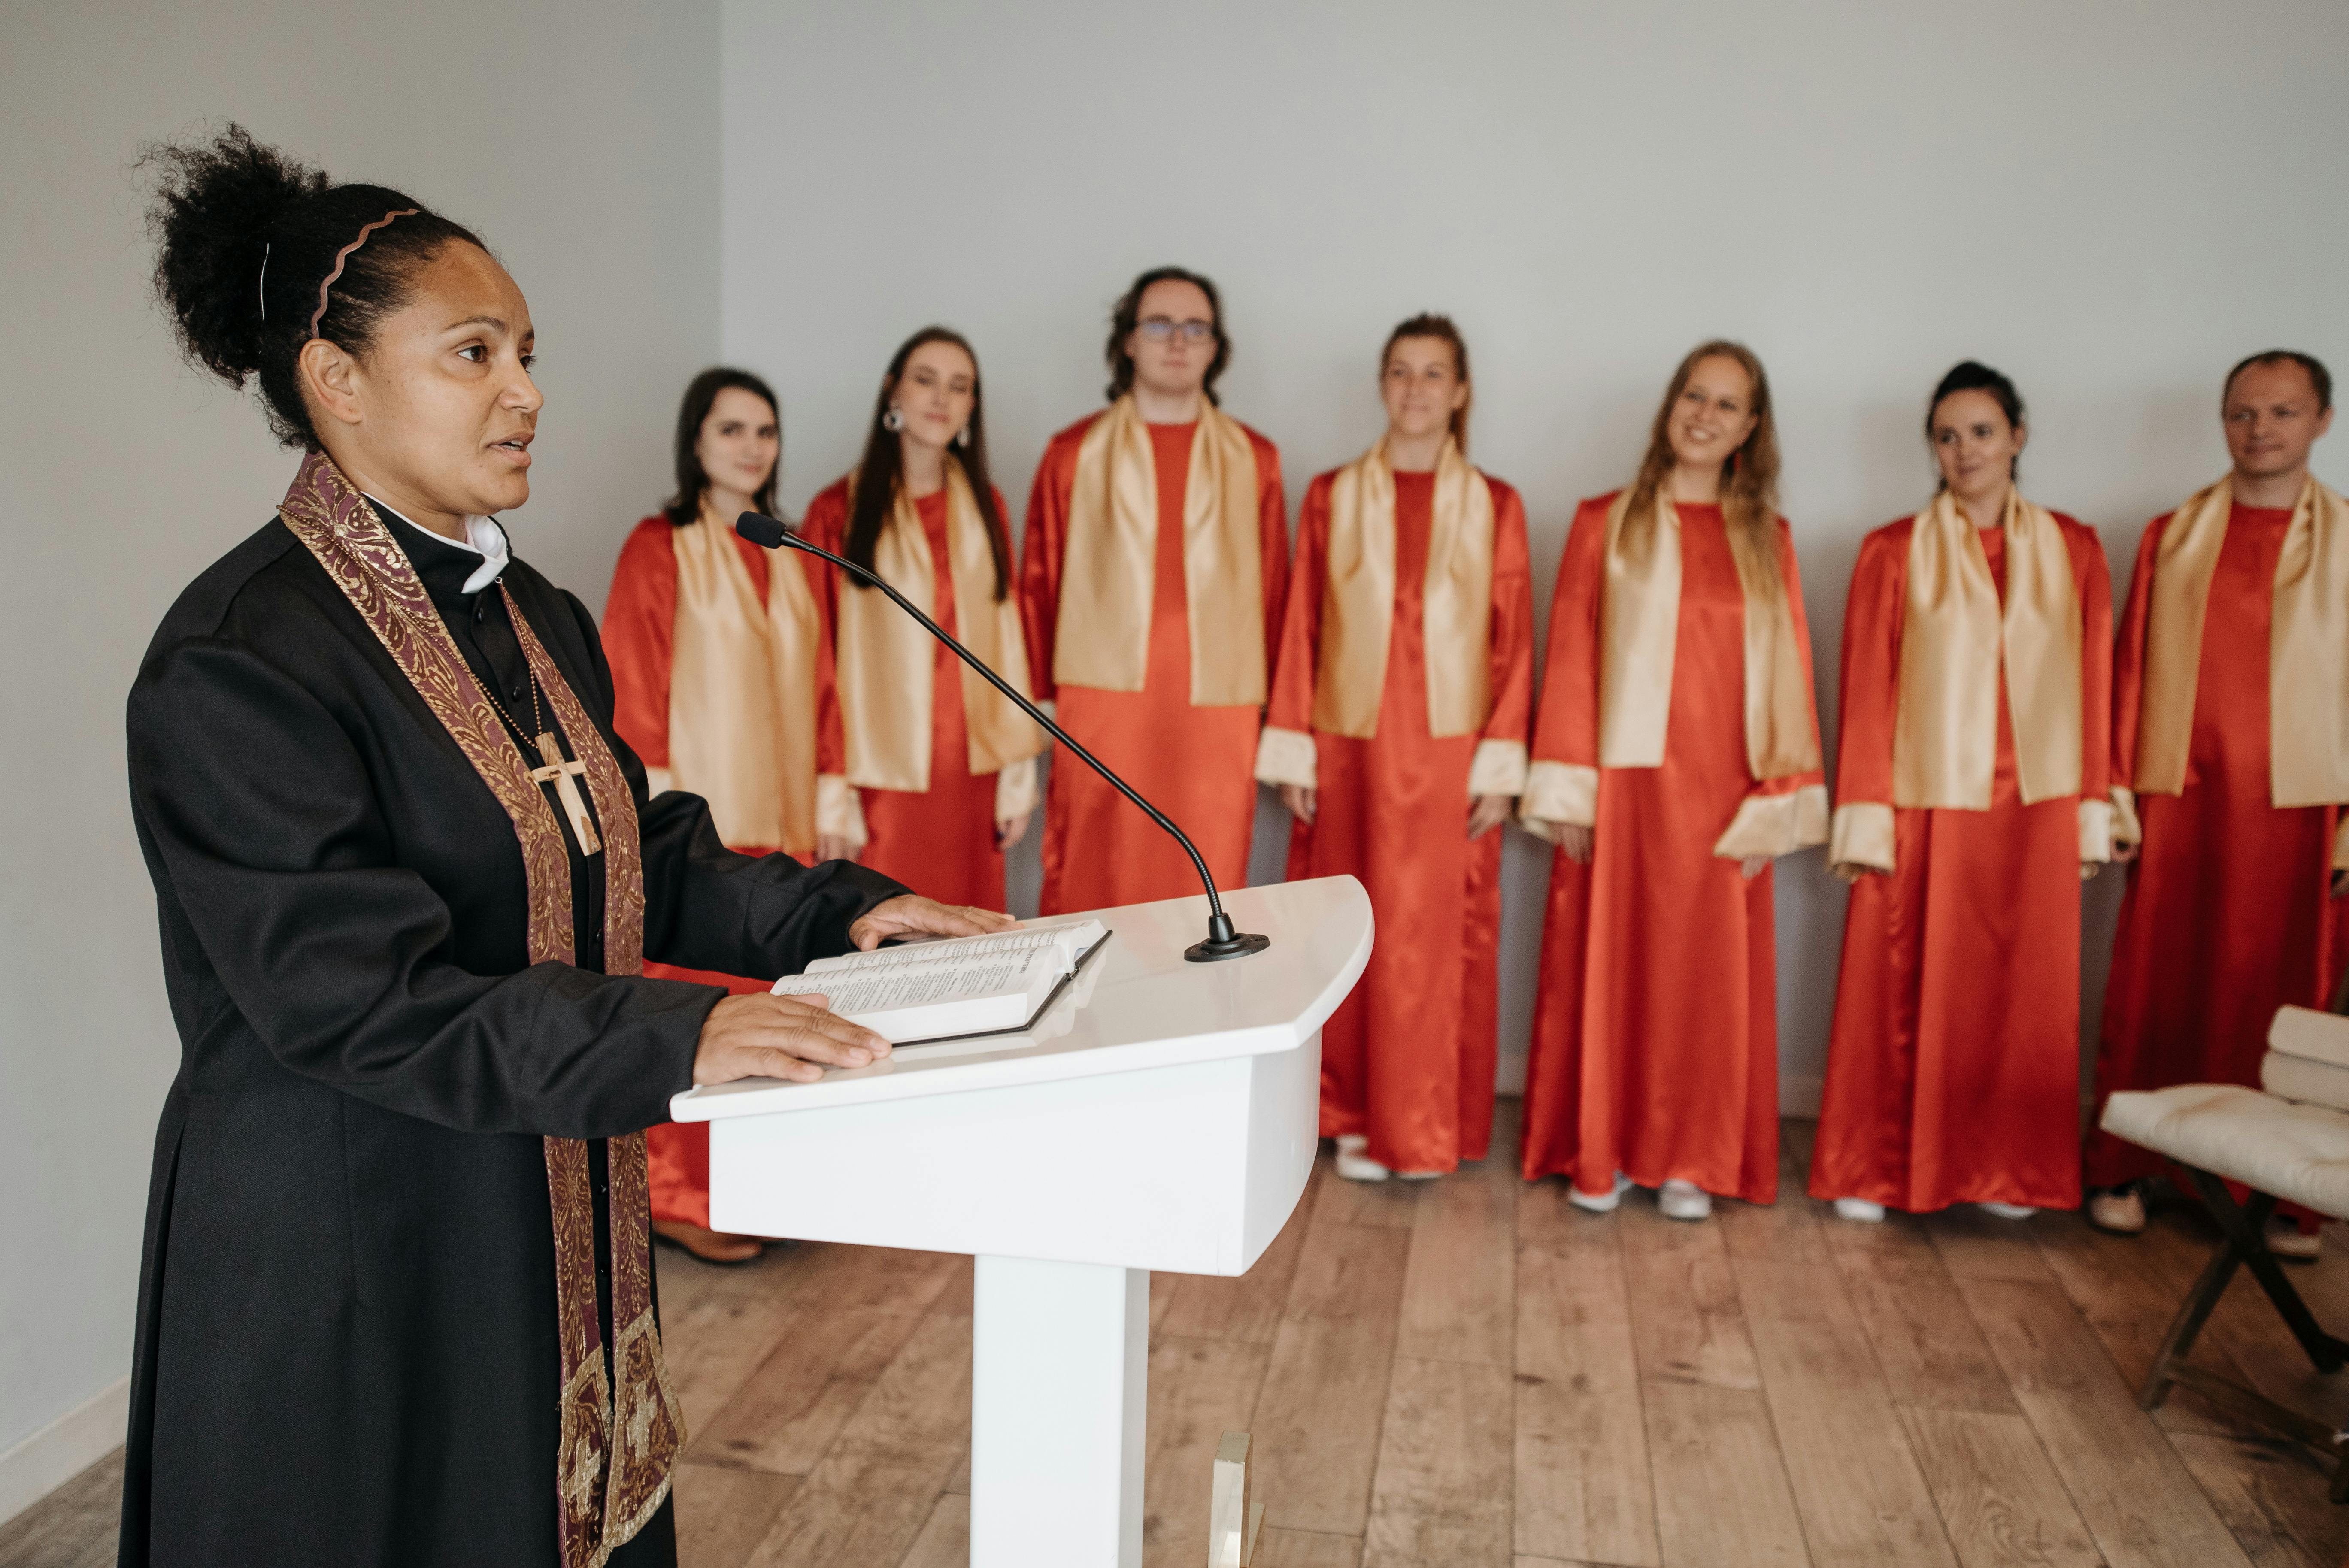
[802,327,1044,906]
[1517,341,1826,1219]
[604,367,863,1263]
[1256,314,1535,1179]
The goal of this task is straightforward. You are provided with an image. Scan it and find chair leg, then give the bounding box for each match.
[2140,1229,2241,1411]
[2180,1166,2349,1373]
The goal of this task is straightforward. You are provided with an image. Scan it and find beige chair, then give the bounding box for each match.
[2098,1005,2349,1501]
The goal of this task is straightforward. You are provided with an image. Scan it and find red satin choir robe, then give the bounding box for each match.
[1271,470,1536,1171]
[2087,504,2349,1187]
[1810,517,2113,1213]
[803,481,1013,910]
[604,517,840,1226]
[1021,417,1287,914]
[1519,498,1824,1202]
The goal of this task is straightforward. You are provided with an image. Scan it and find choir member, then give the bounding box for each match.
[1809,362,2113,1223]
[603,369,857,1263]
[2087,351,2348,1251]
[126,127,1003,1566]
[1021,266,1288,914]
[1517,342,1827,1220]
[1256,315,1536,1180]
[802,328,1044,908]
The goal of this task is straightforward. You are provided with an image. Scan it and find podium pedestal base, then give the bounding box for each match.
[971,1254,1148,1567]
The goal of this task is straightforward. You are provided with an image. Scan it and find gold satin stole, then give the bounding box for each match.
[1310,437,1495,739]
[666,511,821,852]
[1053,395,1266,705]
[835,464,1043,792]
[1892,490,2082,809]
[2136,475,2349,807]
[1598,488,1819,780]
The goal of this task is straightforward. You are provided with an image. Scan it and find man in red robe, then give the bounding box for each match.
[2088,351,2348,1250]
[1021,266,1287,914]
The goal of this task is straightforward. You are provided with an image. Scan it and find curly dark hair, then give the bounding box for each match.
[1103,265,1228,406]
[142,123,487,449]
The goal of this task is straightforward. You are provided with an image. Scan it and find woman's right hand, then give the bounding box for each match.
[1556,823,1594,864]
[691,992,890,1086]
[1281,783,1317,826]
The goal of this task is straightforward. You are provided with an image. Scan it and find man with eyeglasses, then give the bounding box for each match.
[1020,266,1288,915]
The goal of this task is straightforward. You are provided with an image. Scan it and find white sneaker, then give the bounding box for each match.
[2267,1219,2322,1262]
[2087,1185,2147,1235]
[1980,1202,2037,1221]
[1567,1172,1632,1214]
[1659,1180,1713,1222]
[1334,1135,1390,1183]
[1834,1197,1886,1223]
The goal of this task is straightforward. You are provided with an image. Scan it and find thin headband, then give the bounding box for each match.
[308,208,418,339]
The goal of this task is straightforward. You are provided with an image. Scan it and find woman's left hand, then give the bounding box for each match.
[848,893,1018,952]
[1467,794,1513,840]
[1740,855,1770,880]
[996,810,1033,851]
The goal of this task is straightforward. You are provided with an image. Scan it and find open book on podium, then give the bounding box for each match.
[668,876,1373,1568]
[770,918,1110,1044]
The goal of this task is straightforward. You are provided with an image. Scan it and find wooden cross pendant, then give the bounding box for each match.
[530,730,603,856]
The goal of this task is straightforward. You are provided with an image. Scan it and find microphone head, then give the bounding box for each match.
[735,512,788,548]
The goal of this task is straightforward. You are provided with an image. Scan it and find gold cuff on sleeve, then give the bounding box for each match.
[1713,783,1831,860]
[1518,760,1598,843]
[993,756,1038,821]
[1828,801,1897,875]
[1467,739,1529,798]
[815,773,867,849]
[2079,797,2114,864]
[1254,725,1318,790]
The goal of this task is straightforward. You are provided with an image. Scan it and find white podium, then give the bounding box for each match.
[669,874,1373,1566]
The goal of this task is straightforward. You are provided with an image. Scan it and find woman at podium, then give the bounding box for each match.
[124,127,1003,1567]
[1516,342,1827,1221]
[603,367,858,1263]
[801,327,1046,909]
[1255,315,1536,1179]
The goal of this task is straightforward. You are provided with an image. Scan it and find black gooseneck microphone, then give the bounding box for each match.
[736,512,1270,963]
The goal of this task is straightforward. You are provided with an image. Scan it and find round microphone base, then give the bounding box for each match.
[1185,930,1271,963]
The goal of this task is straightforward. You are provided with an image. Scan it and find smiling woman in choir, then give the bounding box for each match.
[604,367,864,1264]
[1255,314,1535,1181]
[1517,342,1827,1222]
[1808,362,2112,1225]
[122,126,1002,1567]
[800,327,1044,909]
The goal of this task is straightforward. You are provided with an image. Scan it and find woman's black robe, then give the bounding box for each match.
[119,506,906,1567]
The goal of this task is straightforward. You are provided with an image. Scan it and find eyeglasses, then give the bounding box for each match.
[1137,317,1216,344]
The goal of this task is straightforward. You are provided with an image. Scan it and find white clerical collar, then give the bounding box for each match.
[364,493,511,595]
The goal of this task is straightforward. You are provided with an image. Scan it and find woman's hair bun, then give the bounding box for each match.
[141,123,485,449]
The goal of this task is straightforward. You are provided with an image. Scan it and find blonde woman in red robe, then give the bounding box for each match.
[1809,362,2113,1225]
[1021,266,1288,915]
[802,328,1044,908]
[1255,315,1536,1181]
[1518,342,1827,1221]
[604,368,861,1262]
[2088,351,2349,1253]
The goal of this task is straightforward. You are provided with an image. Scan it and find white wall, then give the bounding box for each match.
[722,0,2349,1103]
[0,0,718,1501]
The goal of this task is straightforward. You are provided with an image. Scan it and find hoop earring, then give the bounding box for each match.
[955,424,972,449]
[883,406,904,433]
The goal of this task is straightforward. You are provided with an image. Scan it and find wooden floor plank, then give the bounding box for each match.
[1515,1183,1660,1568]
[1640,1380,1814,1568]
[2167,1432,2349,1568]
[0,1446,122,1568]
[1141,1335,1274,1567]
[1822,1215,2021,1416]
[893,1491,969,1568]
[741,1311,972,1568]
[673,1462,803,1568]
[1251,1217,1413,1535]
[688,1303,931,1476]
[1361,1356,1515,1568]
[1160,1187,1314,1347]
[1898,1406,2100,1568]
[1313,1150,1429,1231]
[1618,1191,1762,1391]
[1931,1210,2057,1285]
[1255,1527,1367,1567]
[1955,1273,2255,1568]
[1395,1149,1517,1369]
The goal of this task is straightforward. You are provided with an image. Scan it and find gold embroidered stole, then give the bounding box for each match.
[276,452,682,1568]
[1892,489,2082,808]
[2137,475,2349,806]
[667,509,820,853]
[1598,488,1819,780]
[1310,438,1496,739]
[836,463,1043,791]
[1053,394,1266,705]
